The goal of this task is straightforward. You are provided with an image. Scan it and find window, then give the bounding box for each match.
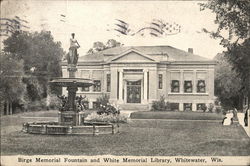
[158,74,163,89]
[93,80,101,92]
[170,103,179,111]
[184,81,192,93]
[197,103,206,112]
[197,80,206,93]
[171,80,180,92]
[81,86,89,92]
[107,74,111,92]
[184,103,192,111]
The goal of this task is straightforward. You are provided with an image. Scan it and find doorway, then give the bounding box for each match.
[127,80,141,103]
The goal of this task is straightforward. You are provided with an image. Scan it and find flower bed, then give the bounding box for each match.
[85,112,128,123]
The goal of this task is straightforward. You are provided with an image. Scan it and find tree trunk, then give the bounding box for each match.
[6,100,9,115]
[0,100,4,116]
[9,102,13,115]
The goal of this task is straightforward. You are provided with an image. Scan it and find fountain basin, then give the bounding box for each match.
[22,121,119,135]
[50,78,93,87]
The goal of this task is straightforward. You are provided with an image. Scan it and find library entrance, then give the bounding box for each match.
[126,80,141,103]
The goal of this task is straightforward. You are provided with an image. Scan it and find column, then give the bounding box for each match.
[148,69,157,102]
[143,69,148,101]
[180,70,184,93]
[89,70,93,92]
[67,86,78,112]
[109,68,118,103]
[192,103,196,111]
[89,100,93,109]
[193,70,197,93]
[179,102,184,111]
[67,64,77,78]
[118,70,123,102]
[209,69,215,98]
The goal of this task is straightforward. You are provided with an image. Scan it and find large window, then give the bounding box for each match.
[184,81,192,93]
[171,80,180,92]
[107,74,111,92]
[197,103,206,112]
[197,80,206,93]
[170,103,179,111]
[158,74,163,89]
[93,80,101,92]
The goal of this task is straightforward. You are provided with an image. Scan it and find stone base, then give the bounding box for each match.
[58,111,85,126]
[22,121,119,135]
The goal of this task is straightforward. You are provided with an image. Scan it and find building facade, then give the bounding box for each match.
[62,46,216,111]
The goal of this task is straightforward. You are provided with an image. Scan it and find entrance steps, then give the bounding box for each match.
[119,104,149,111]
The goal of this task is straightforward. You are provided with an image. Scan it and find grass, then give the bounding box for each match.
[131,111,225,120]
[1,110,250,156]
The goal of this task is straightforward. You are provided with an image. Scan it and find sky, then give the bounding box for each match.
[1,0,226,59]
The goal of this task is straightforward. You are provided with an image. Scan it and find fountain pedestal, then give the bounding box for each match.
[58,64,81,126]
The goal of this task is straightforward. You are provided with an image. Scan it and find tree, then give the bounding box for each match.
[87,39,122,54]
[200,0,250,108]
[3,31,65,101]
[0,52,27,114]
[200,0,249,46]
[214,53,242,109]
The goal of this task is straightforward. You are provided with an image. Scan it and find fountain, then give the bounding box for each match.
[22,33,119,135]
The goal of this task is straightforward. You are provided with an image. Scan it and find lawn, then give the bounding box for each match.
[1,110,250,156]
[131,111,225,120]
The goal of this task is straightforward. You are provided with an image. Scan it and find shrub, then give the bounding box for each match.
[151,96,171,111]
[85,112,128,123]
[47,95,61,109]
[215,106,227,115]
[96,94,120,115]
[97,103,120,115]
[96,94,109,109]
[207,103,214,113]
[26,100,47,111]
[201,104,207,112]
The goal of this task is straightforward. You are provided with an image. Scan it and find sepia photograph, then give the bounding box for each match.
[0,0,249,165]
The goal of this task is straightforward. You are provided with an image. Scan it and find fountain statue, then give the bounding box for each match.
[22,33,119,135]
[50,33,93,126]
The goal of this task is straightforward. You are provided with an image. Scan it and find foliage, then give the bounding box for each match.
[200,0,250,106]
[96,94,110,108]
[3,31,65,101]
[0,52,27,104]
[87,39,122,54]
[46,94,61,109]
[199,104,207,112]
[95,94,120,115]
[97,103,120,115]
[214,53,242,109]
[226,39,250,96]
[200,0,249,46]
[26,100,47,111]
[85,112,128,123]
[151,96,171,111]
[207,103,215,113]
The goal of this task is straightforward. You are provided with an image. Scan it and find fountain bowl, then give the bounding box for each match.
[22,121,119,135]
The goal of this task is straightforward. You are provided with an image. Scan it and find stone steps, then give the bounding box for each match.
[119,104,149,111]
